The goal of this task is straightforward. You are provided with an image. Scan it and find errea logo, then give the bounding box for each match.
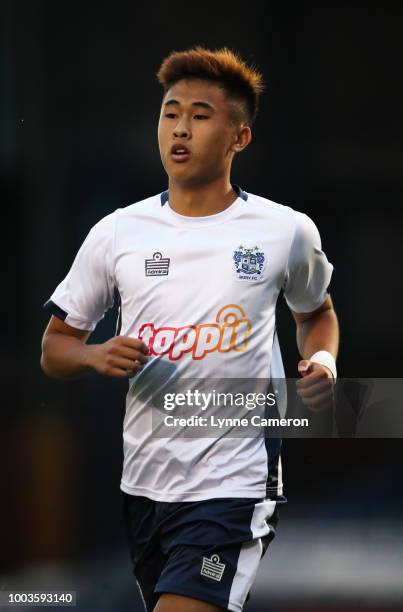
[200,554,226,582]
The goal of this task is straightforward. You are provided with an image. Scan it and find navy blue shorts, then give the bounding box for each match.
[122,493,280,612]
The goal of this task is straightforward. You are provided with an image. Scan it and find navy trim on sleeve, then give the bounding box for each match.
[43,299,67,321]
[115,289,122,336]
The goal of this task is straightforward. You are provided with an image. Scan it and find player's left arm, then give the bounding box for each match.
[290,295,339,411]
[282,210,339,410]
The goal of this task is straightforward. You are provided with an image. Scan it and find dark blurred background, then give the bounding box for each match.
[1,1,403,610]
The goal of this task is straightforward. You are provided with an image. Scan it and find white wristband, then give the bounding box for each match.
[309,350,337,380]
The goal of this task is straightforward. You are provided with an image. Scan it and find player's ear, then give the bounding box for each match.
[231,125,252,153]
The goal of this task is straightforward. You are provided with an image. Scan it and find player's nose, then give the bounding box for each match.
[173,129,190,139]
[173,120,190,139]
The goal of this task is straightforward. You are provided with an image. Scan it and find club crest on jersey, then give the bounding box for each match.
[233,245,266,282]
[145,252,170,276]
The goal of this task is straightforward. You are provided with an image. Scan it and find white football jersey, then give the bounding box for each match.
[44,188,333,502]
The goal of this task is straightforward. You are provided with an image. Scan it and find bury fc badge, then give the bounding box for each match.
[233,245,266,282]
[145,252,170,276]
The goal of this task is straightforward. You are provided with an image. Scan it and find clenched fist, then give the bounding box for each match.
[296,359,335,412]
[86,336,149,378]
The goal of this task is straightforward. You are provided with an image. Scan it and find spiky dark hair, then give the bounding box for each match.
[157,46,264,124]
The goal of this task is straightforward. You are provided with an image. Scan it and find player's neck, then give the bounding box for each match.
[167,177,238,217]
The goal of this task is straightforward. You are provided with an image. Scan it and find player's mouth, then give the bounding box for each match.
[170,143,191,162]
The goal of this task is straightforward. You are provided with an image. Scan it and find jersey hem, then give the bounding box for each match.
[120,481,267,502]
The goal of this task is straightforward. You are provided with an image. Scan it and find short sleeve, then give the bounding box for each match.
[283,212,333,313]
[43,213,116,331]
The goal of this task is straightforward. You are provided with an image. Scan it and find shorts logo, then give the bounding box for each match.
[233,245,266,282]
[200,554,226,582]
[145,252,170,276]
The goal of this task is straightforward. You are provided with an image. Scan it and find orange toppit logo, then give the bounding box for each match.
[138,304,251,360]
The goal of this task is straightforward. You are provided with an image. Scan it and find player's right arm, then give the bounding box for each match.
[41,315,149,380]
[40,212,148,379]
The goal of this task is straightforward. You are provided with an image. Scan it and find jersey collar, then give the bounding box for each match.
[160,184,248,206]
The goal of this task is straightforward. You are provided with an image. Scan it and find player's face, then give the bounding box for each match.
[158,79,247,187]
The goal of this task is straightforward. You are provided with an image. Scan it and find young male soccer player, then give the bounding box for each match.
[41,48,339,612]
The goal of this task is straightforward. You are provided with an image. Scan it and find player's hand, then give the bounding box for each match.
[296,360,335,412]
[85,336,149,378]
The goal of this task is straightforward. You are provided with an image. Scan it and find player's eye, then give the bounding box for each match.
[194,114,209,120]
[165,113,177,119]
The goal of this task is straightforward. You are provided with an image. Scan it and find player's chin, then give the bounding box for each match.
[167,164,203,186]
